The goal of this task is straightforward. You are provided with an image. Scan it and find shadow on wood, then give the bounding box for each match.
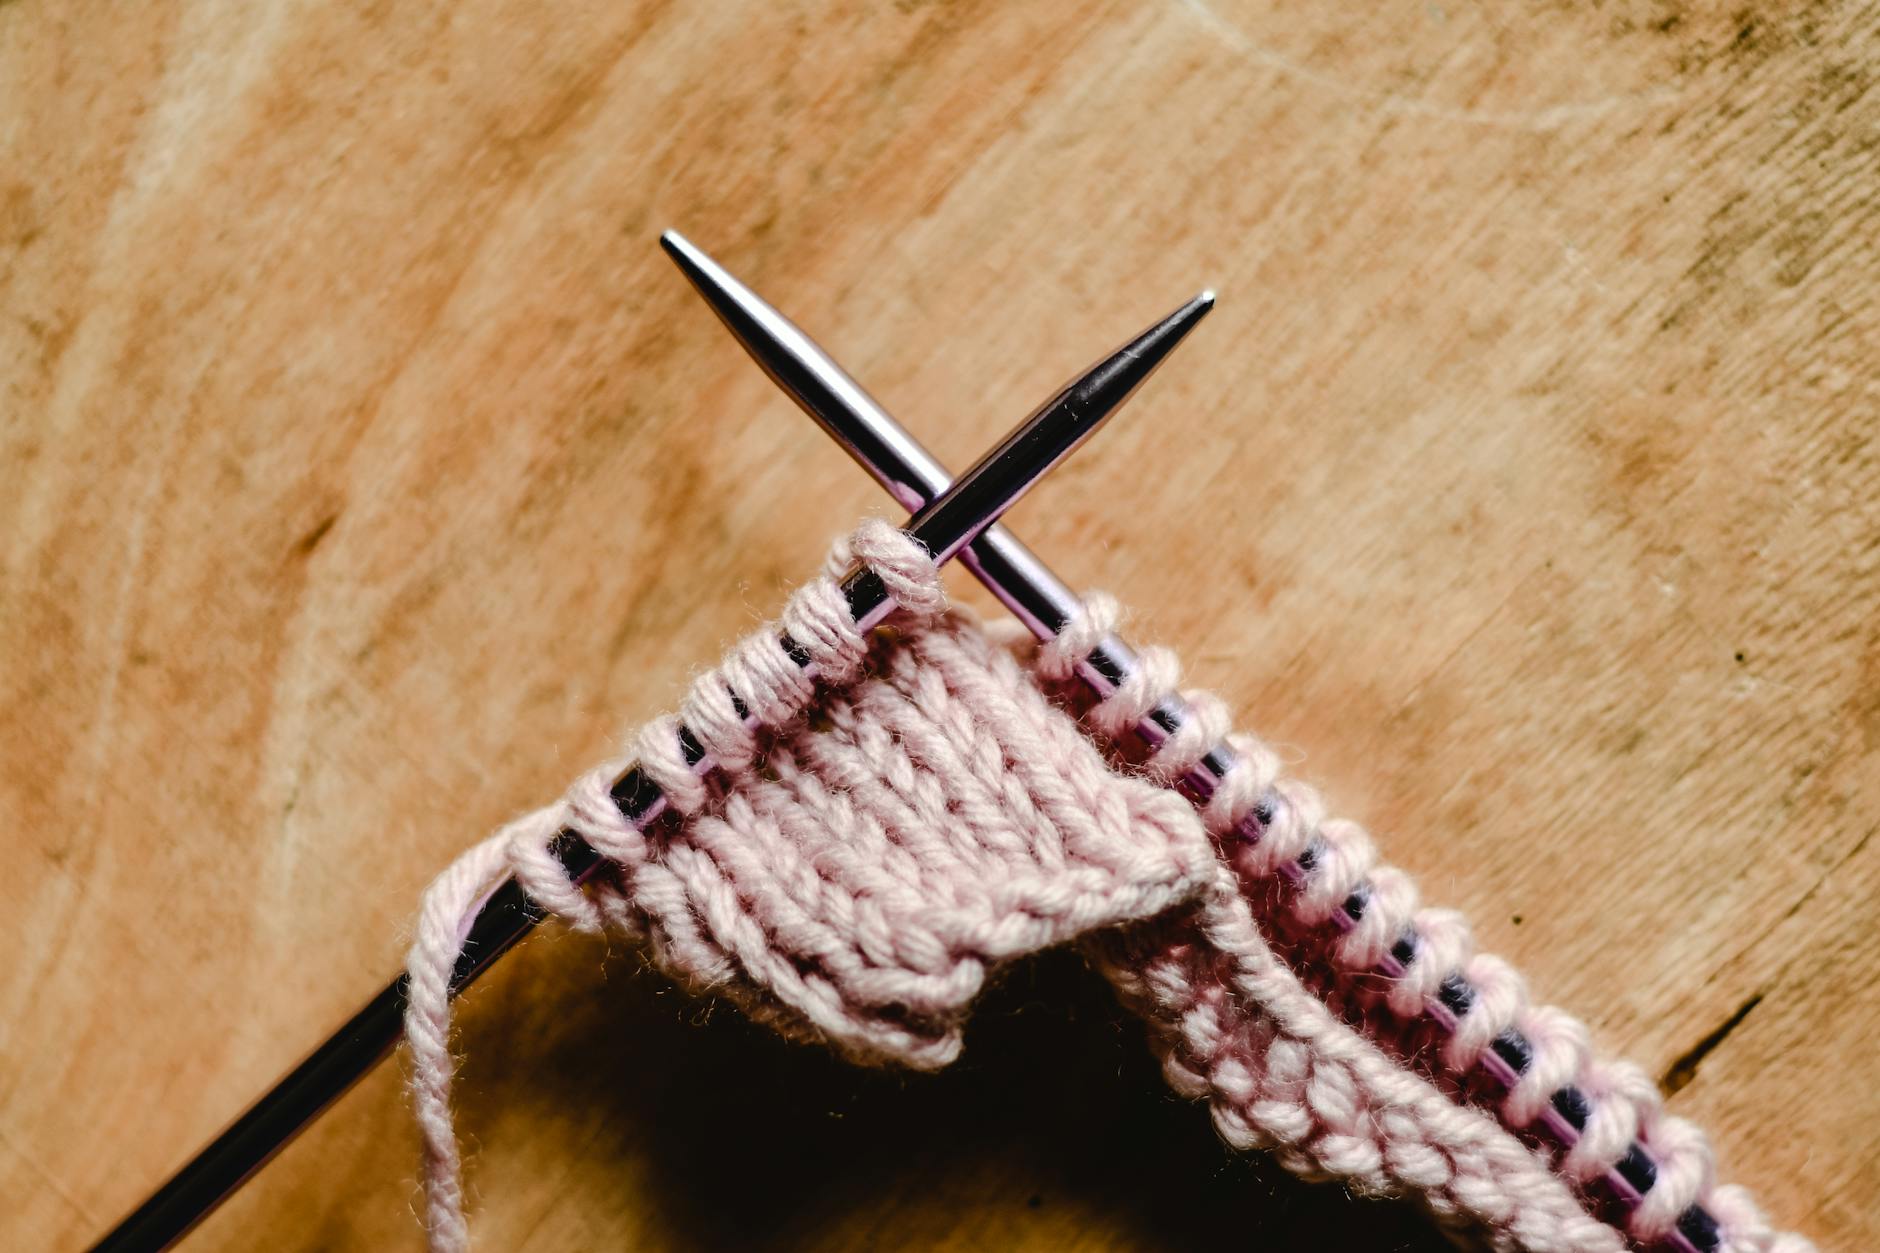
[428,930,1450,1250]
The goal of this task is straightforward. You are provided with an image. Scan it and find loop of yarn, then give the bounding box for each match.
[1043,592,1813,1253]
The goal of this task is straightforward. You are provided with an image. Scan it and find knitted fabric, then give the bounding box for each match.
[1090,886,1623,1253]
[1034,594,1812,1253]
[406,520,1214,1250]
[405,520,1810,1253]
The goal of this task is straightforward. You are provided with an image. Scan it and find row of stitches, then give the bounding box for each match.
[1033,592,1809,1253]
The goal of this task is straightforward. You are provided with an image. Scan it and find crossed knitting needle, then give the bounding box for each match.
[96,246,1213,1250]
[660,235,1727,1253]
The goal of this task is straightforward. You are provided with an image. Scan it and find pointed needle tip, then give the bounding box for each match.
[660,230,724,299]
[1155,291,1215,345]
[1153,289,1216,348]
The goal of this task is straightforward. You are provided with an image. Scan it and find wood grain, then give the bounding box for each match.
[3,1,1875,1248]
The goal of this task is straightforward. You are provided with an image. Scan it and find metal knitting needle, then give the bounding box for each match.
[92,268,1212,1253]
[661,230,1240,799]
[662,233,1731,1253]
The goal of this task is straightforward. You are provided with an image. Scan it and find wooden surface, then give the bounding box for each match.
[4,2,1876,1248]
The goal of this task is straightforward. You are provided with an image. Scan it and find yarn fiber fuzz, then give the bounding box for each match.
[405,519,1810,1253]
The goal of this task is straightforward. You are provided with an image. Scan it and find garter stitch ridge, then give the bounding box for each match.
[405,520,1810,1253]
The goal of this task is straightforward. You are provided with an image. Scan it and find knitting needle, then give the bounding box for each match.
[660,233,1728,1253]
[92,280,1214,1253]
[660,230,1238,792]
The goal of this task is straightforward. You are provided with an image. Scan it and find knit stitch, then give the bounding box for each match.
[405,521,1810,1253]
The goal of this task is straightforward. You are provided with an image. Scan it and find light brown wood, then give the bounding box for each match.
[4,2,1875,1248]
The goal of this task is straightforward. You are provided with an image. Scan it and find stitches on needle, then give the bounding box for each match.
[1040,592,1811,1253]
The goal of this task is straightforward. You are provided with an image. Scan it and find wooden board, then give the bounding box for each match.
[4,2,1875,1247]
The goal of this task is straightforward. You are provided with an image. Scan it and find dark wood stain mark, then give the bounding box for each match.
[1661,991,1765,1095]
[293,511,341,558]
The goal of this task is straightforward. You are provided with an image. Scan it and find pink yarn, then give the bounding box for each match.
[404,521,1811,1253]
[1036,592,1813,1253]
[1090,884,1625,1252]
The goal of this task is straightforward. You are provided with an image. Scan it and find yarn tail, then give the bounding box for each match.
[404,828,516,1253]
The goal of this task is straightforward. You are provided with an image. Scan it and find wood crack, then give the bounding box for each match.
[1661,991,1765,1096]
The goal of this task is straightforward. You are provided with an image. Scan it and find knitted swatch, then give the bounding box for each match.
[405,520,1810,1253]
